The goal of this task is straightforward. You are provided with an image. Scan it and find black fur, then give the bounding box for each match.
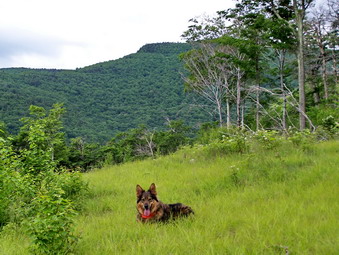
[136,183,194,223]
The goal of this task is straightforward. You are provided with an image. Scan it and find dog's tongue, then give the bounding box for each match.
[143,209,151,217]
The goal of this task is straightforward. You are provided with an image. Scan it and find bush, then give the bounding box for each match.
[27,178,77,255]
[251,130,282,150]
[0,138,33,227]
[287,129,316,149]
[186,128,249,159]
[58,170,88,210]
[0,105,87,254]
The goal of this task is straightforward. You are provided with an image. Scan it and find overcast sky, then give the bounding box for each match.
[0,0,235,69]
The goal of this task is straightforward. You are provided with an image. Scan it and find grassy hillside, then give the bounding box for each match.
[0,43,210,143]
[2,140,337,254]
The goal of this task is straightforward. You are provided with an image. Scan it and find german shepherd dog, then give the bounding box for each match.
[136,183,194,223]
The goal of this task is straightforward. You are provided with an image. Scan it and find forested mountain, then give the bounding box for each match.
[0,43,211,142]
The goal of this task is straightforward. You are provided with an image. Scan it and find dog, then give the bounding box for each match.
[136,183,194,222]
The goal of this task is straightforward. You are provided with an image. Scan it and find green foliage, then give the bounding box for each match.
[287,129,316,146]
[28,177,77,255]
[184,127,250,160]
[17,104,66,175]
[57,170,89,210]
[137,42,192,54]
[68,138,106,171]
[0,43,211,143]
[107,126,149,163]
[321,115,337,131]
[0,121,9,138]
[252,130,282,149]
[0,138,22,226]
[308,102,339,127]
[154,120,192,155]
[0,105,87,254]
[104,121,192,165]
[191,126,333,161]
[195,121,220,144]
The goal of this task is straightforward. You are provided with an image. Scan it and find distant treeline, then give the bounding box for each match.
[1,104,337,172]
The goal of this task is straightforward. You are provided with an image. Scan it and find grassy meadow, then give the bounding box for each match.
[1,140,338,254]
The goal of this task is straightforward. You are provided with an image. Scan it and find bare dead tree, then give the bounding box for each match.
[309,7,330,99]
[276,48,289,132]
[257,86,315,131]
[247,86,287,131]
[136,128,156,158]
[181,43,237,127]
[222,44,246,128]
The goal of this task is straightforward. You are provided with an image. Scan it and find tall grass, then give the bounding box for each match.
[74,140,338,254]
[1,140,338,254]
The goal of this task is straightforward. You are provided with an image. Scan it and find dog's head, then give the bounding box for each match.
[136,183,159,218]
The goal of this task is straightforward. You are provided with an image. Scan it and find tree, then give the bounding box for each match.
[0,105,86,254]
[216,36,248,128]
[305,0,339,102]
[181,43,234,127]
[182,12,261,129]
[326,0,339,86]
[16,104,67,174]
[154,120,191,155]
[268,0,315,129]
[309,7,329,99]
[219,6,269,130]
[265,17,296,131]
[0,121,9,139]
[137,127,156,158]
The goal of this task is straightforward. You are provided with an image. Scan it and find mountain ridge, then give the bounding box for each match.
[0,42,211,143]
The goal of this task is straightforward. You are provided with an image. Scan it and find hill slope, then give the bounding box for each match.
[73,140,339,254]
[0,43,210,142]
[1,140,338,254]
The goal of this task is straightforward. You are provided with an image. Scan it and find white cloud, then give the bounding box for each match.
[0,0,234,69]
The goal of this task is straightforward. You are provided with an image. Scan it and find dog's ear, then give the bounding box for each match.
[136,185,144,198]
[149,183,157,196]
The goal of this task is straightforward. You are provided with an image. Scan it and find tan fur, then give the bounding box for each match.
[136,183,194,223]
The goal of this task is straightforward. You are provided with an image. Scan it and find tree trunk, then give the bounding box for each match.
[255,59,260,131]
[319,39,329,100]
[236,68,242,128]
[294,0,306,130]
[241,102,245,129]
[216,95,223,127]
[226,98,231,128]
[278,49,287,132]
[332,49,338,86]
[310,68,321,104]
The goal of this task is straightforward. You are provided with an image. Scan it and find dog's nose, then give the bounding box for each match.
[144,204,149,210]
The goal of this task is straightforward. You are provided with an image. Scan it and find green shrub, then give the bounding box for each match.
[0,138,33,227]
[251,130,282,150]
[0,105,87,254]
[27,178,77,255]
[58,170,89,210]
[287,129,316,151]
[195,122,222,144]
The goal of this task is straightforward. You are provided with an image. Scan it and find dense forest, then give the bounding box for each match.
[0,42,210,143]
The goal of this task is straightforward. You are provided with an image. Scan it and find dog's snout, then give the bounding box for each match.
[144,204,149,210]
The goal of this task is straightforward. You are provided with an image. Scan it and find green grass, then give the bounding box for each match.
[1,140,338,254]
